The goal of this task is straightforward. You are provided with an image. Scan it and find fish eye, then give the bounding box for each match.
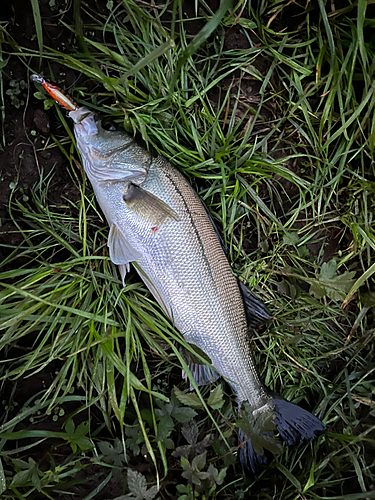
[102,118,119,131]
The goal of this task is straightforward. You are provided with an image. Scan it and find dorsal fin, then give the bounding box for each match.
[238,281,272,328]
[200,197,228,255]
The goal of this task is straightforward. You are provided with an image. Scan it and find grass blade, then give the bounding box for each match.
[30,0,43,60]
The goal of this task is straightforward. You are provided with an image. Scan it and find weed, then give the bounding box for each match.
[119,469,159,500]
[5,80,26,109]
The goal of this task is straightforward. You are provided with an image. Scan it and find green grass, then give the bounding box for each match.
[0,0,375,498]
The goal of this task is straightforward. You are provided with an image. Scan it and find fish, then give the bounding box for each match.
[32,75,325,471]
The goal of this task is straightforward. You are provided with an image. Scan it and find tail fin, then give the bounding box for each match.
[239,396,325,473]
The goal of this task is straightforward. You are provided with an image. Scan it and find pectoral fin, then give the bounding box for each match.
[108,223,142,266]
[123,184,180,226]
[118,263,130,287]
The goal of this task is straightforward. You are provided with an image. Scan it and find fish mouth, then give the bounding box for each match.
[69,107,94,124]
[69,108,98,136]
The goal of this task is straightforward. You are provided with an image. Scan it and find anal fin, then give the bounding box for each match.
[182,363,220,389]
[180,344,220,389]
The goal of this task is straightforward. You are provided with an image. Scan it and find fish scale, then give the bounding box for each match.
[135,159,263,402]
[30,74,325,472]
[67,105,325,472]
[82,116,269,406]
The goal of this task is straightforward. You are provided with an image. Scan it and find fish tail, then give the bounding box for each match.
[239,396,325,473]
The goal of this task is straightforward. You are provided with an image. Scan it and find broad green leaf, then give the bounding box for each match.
[173,386,203,409]
[127,468,147,499]
[310,259,356,300]
[156,415,174,442]
[320,260,337,280]
[172,406,198,423]
[125,424,144,456]
[207,385,224,410]
[98,439,126,467]
[191,451,207,472]
[283,232,300,246]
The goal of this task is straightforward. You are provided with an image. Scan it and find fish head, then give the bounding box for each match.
[69,107,149,184]
[29,75,149,183]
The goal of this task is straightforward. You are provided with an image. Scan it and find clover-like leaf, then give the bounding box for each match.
[191,452,207,471]
[181,453,210,486]
[310,259,356,301]
[176,483,197,500]
[283,232,300,246]
[125,422,144,456]
[237,403,283,457]
[11,458,43,491]
[320,260,337,280]
[206,463,227,487]
[174,421,213,461]
[64,418,93,453]
[98,438,126,467]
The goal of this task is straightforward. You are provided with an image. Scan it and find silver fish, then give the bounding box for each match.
[33,75,325,470]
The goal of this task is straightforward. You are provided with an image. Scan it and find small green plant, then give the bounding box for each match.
[154,388,198,452]
[6,79,26,108]
[98,438,127,468]
[125,420,146,457]
[115,469,159,500]
[10,458,45,492]
[174,421,213,462]
[174,421,226,499]
[33,89,55,110]
[64,418,93,453]
[179,452,227,498]
[310,259,356,301]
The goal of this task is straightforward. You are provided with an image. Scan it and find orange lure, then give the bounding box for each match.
[31,74,78,111]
